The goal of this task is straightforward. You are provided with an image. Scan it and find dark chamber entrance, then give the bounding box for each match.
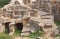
[5,22,11,34]
[15,23,23,33]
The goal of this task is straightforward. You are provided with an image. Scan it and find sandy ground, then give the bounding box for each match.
[14,37,32,39]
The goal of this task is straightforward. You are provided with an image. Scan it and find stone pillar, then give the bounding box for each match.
[21,23,31,36]
[0,23,4,32]
[9,22,15,35]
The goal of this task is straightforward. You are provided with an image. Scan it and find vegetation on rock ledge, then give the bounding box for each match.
[0,0,11,8]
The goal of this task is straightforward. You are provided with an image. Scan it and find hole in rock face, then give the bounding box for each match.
[15,23,23,33]
[5,22,11,34]
[44,25,52,29]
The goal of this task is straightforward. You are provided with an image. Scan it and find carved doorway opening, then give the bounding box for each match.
[15,23,23,34]
[5,22,11,34]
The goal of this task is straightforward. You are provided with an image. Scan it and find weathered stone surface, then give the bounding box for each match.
[0,0,58,39]
[0,23,4,32]
[9,22,15,35]
[21,31,31,36]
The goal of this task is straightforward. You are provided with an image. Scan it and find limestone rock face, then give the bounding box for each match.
[29,20,41,31]
[0,0,58,39]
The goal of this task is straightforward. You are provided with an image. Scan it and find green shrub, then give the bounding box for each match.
[0,33,13,39]
[55,21,60,30]
[29,31,43,37]
[0,0,11,8]
[28,30,44,39]
[55,21,60,26]
[13,28,22,36]
[27,27,44,39]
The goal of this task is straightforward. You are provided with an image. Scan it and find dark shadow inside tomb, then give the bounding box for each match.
[14,23,23,34]
[5,22,11,34]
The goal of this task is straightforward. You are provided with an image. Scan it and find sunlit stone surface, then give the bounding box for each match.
[0,0,58,39]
